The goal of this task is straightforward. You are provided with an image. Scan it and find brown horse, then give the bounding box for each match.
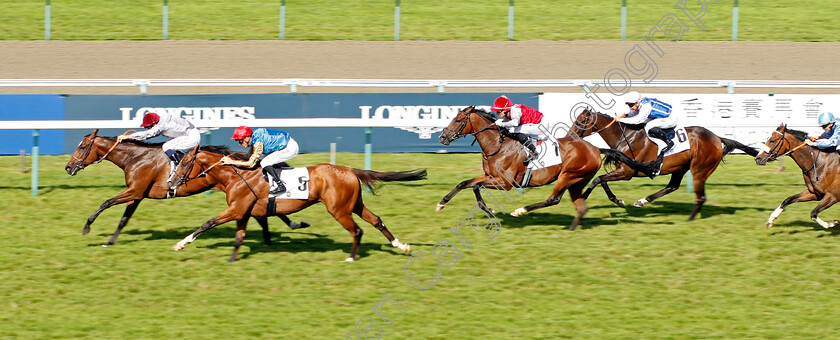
[569,108,759,221]
[65,129,306,247]
[436,106,656,230]
[755,124,840,229]
[169,145,426,262]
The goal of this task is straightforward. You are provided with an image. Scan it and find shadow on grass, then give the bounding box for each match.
[768,219,840,238]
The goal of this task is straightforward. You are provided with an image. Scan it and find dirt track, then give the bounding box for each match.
[1,40,838,94]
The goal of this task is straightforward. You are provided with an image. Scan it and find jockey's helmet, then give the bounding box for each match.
[491,95,513,111]
[231,126,253,140]
[141,112,160,128]
[818,112,836,126]
[624,91,642,104]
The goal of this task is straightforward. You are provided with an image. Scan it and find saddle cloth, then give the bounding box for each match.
[270,167,311,199]
[526,138,563,170]
[647,124,691,157]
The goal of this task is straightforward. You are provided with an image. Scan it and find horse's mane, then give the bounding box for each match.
[199,145,250,160]
[784,128,809,141]
[99,136,165,148]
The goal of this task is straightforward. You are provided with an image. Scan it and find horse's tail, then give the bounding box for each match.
[721,138,760,157]
[599,148,657,179]
[351,168,428,195]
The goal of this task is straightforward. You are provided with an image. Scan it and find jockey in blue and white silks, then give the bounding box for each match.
[619,91,678,171]
[806,112,840,151]
[222,126,300,195]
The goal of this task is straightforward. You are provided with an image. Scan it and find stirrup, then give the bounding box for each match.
[270,183,286,195]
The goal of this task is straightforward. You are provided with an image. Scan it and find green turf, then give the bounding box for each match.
[2,152,840,338]
[1,0,838,41]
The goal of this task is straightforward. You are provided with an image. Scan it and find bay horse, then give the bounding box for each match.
[436,106,656,230]
[755,124,840,229]
[65,129,307,247]
[169,145,426,262]
[569,108,759,221]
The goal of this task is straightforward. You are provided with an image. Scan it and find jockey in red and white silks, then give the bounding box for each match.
[491,95,546,163]
[118,112,201,182]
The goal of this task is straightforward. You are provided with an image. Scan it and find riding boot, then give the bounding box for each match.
[514,133,538,165]
[263,165,286,195]
[164,150,181,183]
[647,127,675,175]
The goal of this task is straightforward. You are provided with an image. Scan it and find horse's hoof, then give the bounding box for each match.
[766,222,774,229]
[616,200,626,208]
[435,204,445,212]
[402,244,411,253]
[830,221,840,228]
[298,222,311,229]
[101,244,109,248]
[511,208,526,217]
[173,244,184,251]
[633,198,648,208]
[82,227,90,235]
[344,257,355,262]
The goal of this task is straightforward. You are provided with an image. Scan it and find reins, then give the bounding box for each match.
[92,130,137,165]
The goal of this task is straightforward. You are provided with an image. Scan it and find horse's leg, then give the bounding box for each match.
[512,173,579,217]
[275,214,310,230]
[82,189,142,235]
[686,167,717,221]
[472,186,495,216]
[254,216,272,246]
[766,190,819,229]
[436,176,485,212]
[582,168,632,208]
[335,213,364,262]
[103,199,142,246]
[230,217,250,262]
[173,207,243,251]
[567,181,589,231]
[634,169,688,208]
[810,194,840,229]
[354,204,411,253]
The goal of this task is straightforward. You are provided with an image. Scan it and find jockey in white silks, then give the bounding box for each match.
[118,112,201,183]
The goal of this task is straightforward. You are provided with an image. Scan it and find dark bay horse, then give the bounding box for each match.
[437,106,655,230]
[569,108,759,221]
[755,124,840,229]
[65,129,305,247]
[169,146,426,262]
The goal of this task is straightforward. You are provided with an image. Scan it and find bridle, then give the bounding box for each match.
[68,130,137,171]
[764,128,818,180]
[442,107,506,157]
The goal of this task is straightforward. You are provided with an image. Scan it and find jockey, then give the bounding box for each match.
[805,112,840,150]
[117,112,201,182]
[491,95,545,164]
[222,126,300,195]
[619,91,678,172]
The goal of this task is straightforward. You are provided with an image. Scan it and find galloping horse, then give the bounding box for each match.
[755,124,840,229]
[436,106,655,230]
[65,129,306,247]
[569,108,759,221]
[169,146,426,262]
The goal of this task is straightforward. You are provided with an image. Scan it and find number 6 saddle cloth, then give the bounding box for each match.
[271,167,311,199]
[647,124,691,157]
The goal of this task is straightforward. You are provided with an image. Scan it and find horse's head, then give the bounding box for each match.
[438,106,498,146]
[65,129,101,176]
[755,124,805,165]
[170,145,206,191]
[568,108,602,138]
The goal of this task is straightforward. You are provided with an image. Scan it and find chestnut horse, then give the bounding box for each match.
[437,106,656,230]
[169,145,426,262]
[569,108,759,221]
[755,124,840,229]
[65,129,306,247]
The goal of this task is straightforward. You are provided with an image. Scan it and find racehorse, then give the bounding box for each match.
[65,129,307,247]
[169,145,426,262]
[755,124,840,229]
[436,106,656,230]
[569,108,759,221]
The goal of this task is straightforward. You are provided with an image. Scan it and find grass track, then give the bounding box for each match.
[1,0,838,41]
[2,152,840,338]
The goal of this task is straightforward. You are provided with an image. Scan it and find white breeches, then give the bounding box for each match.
[162,129,201,153]
[644,116,678,134]
[260,138,300,167]
[509,124,547,139]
